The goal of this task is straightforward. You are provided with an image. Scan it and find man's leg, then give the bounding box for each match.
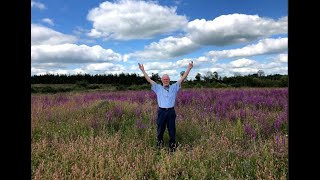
[167,109,176,151]
[157,109,166,148]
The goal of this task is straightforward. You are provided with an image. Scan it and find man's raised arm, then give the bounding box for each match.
[178,61,193,85]
[138,63,155,85]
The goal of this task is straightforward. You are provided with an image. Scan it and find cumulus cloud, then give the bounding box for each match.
[85,62,122,71]
[31,63,69,75]
[84,63,126,74]
[176,56,210,68]
[41,18,54,26]
[187,14,287,46]
[128,36,200,60]
[40,68,87,75]
[209,61,259,77]
[31,62,127,75]
[208,37,287,59]
[229,58,257,68]
[203,56,287,77]
[273,53,288,63]
[87,0,188,40]
[32,44,123,63]
[31,0,46,10]
[31,24,124,70]
[31,24,77,45]
[138,62,176,71]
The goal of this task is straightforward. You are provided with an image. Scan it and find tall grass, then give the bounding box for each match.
[32,88,288,179]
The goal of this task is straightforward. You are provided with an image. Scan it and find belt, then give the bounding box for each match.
[159,107,174,110]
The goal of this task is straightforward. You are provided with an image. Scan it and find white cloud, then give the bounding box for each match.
[41,18,54,26]
[274,53,288,63]
[31,24,124,68]
[187,14,287,46]
[207,37,287,59]
[31,0,46,10]
[31,44,123,63]
[31,64,67,75]
[128,36,200,60]
[138,62,176,71]
[161,70,179,77]
[31,63,127,76]
[229,58,257,68]
[85,63,124,71]
[31,24,77,45]
[176,56,210,68]
[205,57,287,77]
[31,62,67,69]
[87,0,188,40]
[196,67,223,77]
[31,2,288,77]
[263,66,287,75]
[84,63,127,75]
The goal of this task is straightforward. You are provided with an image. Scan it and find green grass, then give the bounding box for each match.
[32,91,288,179]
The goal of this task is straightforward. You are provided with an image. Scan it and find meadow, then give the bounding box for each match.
[31,87,288,179]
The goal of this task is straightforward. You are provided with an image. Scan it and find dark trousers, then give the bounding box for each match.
[157,108,176,145]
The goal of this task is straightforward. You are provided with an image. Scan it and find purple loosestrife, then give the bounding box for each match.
[83,95,93,104]
[274,111,288,131]
[227,111,238,122]
[177,92,193,106]
[113,105,123,118]
[119,96,127,102]
[56,95,70,106]
[239,109,247,119]
[105,111,113,123]
[244,123,257,139]
[74,96,83,106]
[274,116,281,131]
[261,117,272,137]
[135,107,142,118]
[91,118,99,130]
[265,98,274,111]
[43,97,51,109]
[275,134,280,153]
[135,120,146,129]
[133,92,145,103]
[46,111,52,121]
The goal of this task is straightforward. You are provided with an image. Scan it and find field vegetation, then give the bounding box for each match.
[32,87,288,179]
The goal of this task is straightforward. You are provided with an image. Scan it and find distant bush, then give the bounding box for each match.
[75,80,89,88]
[87,84,102,89]
[128,84,150,91]
[31,86,73,94]
[214,83,229,88]
[116,85,128,91]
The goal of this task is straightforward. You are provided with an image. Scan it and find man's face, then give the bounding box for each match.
[161,75,170,86]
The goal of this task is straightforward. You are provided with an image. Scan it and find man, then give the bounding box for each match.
[138,61,193,152]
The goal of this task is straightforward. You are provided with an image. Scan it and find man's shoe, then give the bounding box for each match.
[157,140,164,149]
[169,143,177,152]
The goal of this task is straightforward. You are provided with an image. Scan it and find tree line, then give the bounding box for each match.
[31,71,288,88]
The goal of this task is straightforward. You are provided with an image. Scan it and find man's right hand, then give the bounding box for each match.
[138,63,144,71]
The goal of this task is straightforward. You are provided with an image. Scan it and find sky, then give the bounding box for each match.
[31,0,288,80]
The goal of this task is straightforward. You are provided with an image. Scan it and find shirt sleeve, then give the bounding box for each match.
[151,83,159,93]
[172,82,180,93]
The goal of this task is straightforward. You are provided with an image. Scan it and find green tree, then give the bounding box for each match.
[195,73,201,81]
[151,73,161,82]
[213,71,218,80]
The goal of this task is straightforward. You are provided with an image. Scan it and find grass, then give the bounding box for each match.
[32,88,288,179]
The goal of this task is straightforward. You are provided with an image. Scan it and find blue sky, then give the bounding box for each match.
[31,0,288,80]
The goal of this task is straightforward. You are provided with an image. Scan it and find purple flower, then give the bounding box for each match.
[136,120,146,129]
[244,123,256,139]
